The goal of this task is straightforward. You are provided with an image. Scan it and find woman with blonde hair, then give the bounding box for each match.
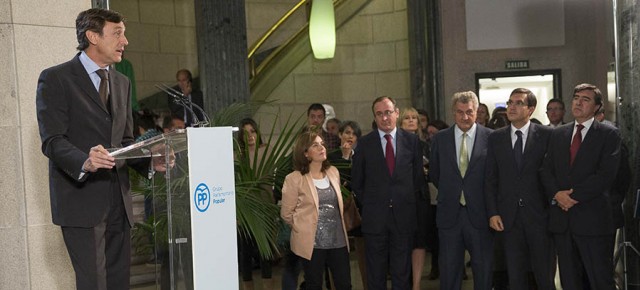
[399,107,431,290]
[281,131,351,290]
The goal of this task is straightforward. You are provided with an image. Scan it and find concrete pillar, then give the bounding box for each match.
[614,2,640,288]
[0,1,91,289]
[194,0,251,114]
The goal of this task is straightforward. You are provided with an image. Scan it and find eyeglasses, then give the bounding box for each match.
[506,100,528,107]
[375,110,396,118]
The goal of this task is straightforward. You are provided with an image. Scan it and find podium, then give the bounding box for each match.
[111,127,238,290]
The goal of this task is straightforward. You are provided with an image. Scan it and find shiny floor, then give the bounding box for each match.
[132,250,475,290]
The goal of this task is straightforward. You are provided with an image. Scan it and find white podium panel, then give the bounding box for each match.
[187,127,238,289]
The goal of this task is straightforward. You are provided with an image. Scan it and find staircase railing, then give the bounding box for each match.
[247,0,371,100]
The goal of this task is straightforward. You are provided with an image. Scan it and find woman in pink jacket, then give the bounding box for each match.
[281,131,351,290]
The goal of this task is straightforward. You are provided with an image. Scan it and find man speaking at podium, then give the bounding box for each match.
[36,8,166,290]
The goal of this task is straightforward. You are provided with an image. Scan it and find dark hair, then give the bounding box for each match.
[76,8,124,51]
[237,118,263,150]
[292,131,330,175]
[417,109,430,121]
[371,96,397,116]
[428,119,449,131]
[176,69,193,82]
[477,103,490,125]
[162,115,184,129]
[326,118,341,126]
[134,109,158,131]
[492,106,507,116]
[546,99,565,110]
[488,114,510,129]
[573,83,603,108]
[510,88,537,108]
[339,120,362,138]
[530,118,542,125]
[307,103,326,116]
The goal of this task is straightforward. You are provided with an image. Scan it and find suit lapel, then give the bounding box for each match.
[468,127,486,174]
[500,128,519,173]
[521,124,537,171]
[71,56,110,114]
[108,69,121,143]
[304,174,320,212]
[573,121,598,168]
[562,122,574,169]
[444,128,462,178]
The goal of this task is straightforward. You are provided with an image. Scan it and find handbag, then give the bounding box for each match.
[343,195,362,231]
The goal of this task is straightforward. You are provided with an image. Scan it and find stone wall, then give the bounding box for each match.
[251,0,412,134]
[110,0,198,104]
[0,1,90,289]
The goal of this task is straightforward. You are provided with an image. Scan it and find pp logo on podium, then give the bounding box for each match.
[194,183,211,212]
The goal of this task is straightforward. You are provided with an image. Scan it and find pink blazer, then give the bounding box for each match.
[280,166,349,260]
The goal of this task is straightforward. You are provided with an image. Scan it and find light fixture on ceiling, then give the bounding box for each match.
[309,0,336,59]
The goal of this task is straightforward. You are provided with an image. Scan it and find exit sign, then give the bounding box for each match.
[505,60,529,69]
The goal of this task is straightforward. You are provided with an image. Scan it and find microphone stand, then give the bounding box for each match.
[156,84,210,127]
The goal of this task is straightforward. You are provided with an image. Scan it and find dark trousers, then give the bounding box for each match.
[61,188,130,290]
[364,208,413,290]
[301,247,351,290]
[240,236,273,281]
[427,205,439,270]
[439,207,494,290]
[282,247,303,290]
[555,232,615,290]
[503,211,556,290]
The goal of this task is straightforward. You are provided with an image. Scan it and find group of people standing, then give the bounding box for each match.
[275,84,623,290]
[36,7,623,290]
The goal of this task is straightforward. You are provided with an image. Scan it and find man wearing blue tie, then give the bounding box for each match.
[485,88,555,289]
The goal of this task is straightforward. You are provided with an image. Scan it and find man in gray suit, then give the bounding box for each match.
[36,8,165,290]
[429,91,493,289]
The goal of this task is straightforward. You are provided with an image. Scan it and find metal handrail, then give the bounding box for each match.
[247,0,309,60]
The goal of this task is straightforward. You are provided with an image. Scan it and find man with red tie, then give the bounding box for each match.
[542,83,621,290]
[352,96,424,290]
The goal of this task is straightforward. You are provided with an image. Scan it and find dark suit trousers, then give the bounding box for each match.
[503,210,555,290]
[364,207,413,290]
[61,177,130,290]
[555,232,615,290]
[302,247,351,290]
[439,207,494,290]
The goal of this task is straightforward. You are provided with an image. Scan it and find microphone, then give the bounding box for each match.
[156,83,210,127]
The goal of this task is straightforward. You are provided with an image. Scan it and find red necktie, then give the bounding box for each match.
[384,134,395,175]
[570,124,584,166]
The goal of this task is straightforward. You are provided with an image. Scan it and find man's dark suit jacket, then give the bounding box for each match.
[485,123,552,230]
[429,125,492,229]
[351,128,424,234]
[541,121,621,235]
[36,54,148,228]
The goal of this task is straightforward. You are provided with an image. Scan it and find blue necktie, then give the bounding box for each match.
[514,130,523,171]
